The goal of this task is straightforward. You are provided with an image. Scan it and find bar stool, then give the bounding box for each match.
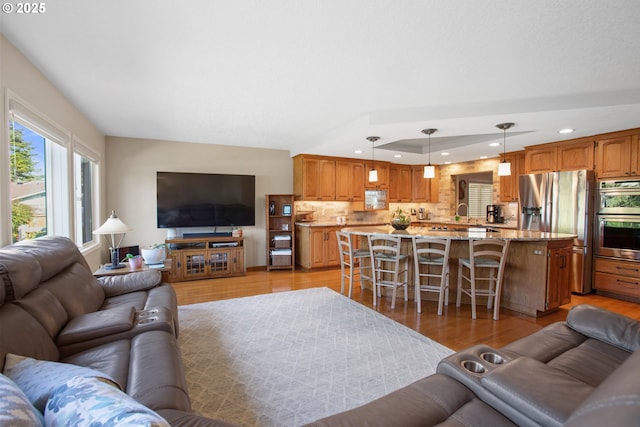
[412,237,452,315]
[336,231,372,298]
[367,234,409,309]
[456,239,510,320]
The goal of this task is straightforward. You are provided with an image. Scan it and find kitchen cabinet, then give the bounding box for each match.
[293,155,336,200]
[411,165,439,202]
[335,159,364,202]
[593,257,640,301]
[364,161,390,189]
[388,164,412,202]
[502,239,572,316]
[166,237,245,282]
[595,135,640,179]
[499,151,525,202]
[295,225,341,270]
[557,139,594,171]
[524,139,594,173]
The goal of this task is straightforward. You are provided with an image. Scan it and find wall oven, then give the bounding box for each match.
[596,180,640,260]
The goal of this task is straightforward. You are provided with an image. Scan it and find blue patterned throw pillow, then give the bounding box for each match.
[45,376,169,427]
[3,353,120,412]
[0,373,44,426]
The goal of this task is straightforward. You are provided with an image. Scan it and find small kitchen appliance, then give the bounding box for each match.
[486,205,502,223]
[418,208,427,220]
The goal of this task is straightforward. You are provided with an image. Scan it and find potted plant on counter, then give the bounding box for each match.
[141,243,166,265]
[391,208,411,230]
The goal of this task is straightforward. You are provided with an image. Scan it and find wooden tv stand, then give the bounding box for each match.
[165,236,245,282]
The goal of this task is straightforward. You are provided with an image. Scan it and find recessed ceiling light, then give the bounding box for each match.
[489,142,500,147]
[354,149,363,154]
[480,156,488,159]
[444,161,451,164]
[559,128,575,134]
[441,152,449,156]
[394,154,402,158]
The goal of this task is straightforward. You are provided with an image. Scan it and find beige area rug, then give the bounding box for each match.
[178,287,453,426]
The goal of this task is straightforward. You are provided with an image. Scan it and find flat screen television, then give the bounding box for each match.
[157,172,255,228]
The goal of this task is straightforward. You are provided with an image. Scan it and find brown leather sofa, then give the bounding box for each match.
[308,305,640,427]
[2,236,639,426]
[0,236,232,426]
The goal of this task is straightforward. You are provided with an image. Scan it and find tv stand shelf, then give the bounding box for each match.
[165,236,245,282]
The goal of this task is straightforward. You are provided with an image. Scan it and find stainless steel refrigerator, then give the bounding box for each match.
[519,170,595,294]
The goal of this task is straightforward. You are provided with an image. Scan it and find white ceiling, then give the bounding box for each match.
[2,0,640,165]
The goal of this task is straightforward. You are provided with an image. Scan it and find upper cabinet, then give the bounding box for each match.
[364,161,390,189]
[388,164,412,202]
[524,139,594,173]
[595,134,640,179]
[499,151,525,202]
[293,155,335,201]
[335,160,365,202]
[411,165,439,203]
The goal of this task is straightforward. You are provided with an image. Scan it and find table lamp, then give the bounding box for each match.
[93,210,133,269]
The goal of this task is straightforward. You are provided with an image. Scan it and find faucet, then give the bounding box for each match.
[456,203,469,222]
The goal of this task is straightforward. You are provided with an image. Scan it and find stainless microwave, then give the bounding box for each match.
[598,180,640,214]
[364,189,387,210]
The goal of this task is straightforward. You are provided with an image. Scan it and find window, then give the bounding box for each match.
[9,120,69,242]
[468,182,493,218]
[74,150,98,246]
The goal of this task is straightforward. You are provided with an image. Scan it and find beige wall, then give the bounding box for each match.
[105,137,293,267]
[0,35,106,269]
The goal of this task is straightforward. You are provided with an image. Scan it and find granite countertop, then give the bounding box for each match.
[413,220,518,229]
[340,225,576,241]
[295,221,387,227]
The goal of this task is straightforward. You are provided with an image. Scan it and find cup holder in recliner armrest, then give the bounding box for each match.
[461,360,486,374]
[481,352,506,365]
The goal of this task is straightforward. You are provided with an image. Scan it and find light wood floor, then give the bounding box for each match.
[172,268,640,352]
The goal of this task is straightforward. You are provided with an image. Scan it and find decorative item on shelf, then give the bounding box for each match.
[282,204,292,216]
[232,227,243,238]
[93,210,133,270]
[269,201,276,216]
[141,243,166,265]
[391,207,411,230]
[367,136,380,182]
[421,128,437,178]
[125,254,144,269]
[497,122,515,176]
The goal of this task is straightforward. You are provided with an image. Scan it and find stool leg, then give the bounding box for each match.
[470,266,477,320]
[415,264,422,313]
[487,268,496,310]
[456,262,463,307]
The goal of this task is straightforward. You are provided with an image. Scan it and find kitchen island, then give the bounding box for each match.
[342,225,577,317]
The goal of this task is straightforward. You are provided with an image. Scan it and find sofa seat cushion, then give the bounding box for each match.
[0,372,44,426]
[62,339,131,391]
[564,349,640,427]
[3,353,120,412]
[547,338,630,387]
[481,357,594,427]
[45,376,169,427]
[305,374,515,427]
[101,290,149,311]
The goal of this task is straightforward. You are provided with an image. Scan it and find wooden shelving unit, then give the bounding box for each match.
[266,194,295,271]
[165,236,245,282]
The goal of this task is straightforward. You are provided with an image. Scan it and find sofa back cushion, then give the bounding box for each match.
[40,262,104,318]
[14,288,68,337]
[0,304,59,368]
[567,304,640,352]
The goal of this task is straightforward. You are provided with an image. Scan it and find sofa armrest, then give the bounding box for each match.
[57,305,136,346]
[481,357,594,427]
[97,270,161,297]
[566,304,640,352]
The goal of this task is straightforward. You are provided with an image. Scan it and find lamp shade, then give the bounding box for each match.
[498,161,511,176]
[93,210,132,235]
[423,165,435,178]
[368,169,378,182]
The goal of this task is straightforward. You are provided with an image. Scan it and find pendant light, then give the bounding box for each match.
[421,128,437,178]
[367,136,380,182]
[496,122,514,176]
